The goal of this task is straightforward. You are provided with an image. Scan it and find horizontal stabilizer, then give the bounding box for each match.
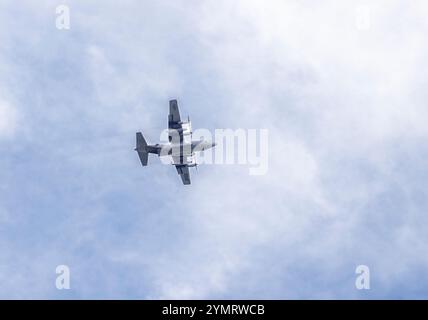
[136,132,149,166]
[175,165,191,185]
[136,132,147,150]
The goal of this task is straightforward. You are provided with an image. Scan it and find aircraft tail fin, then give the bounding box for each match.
[136,132,149,166]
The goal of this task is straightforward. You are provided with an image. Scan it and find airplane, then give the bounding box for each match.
[135,99,216,185]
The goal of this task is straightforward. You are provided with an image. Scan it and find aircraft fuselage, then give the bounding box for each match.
[147,140,216,156]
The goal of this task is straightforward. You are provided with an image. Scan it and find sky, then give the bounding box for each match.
[0,0,428,299]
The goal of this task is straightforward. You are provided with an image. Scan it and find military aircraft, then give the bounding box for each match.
[135,99,216,185]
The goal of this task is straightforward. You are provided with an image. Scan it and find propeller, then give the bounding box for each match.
[187,115,193,140]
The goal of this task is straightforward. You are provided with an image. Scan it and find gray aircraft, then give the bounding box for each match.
[135,99,216,185]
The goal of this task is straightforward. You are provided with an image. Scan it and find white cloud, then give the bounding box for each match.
[0,0,428,299]
[141,0,428,298]
[0,98,17,139]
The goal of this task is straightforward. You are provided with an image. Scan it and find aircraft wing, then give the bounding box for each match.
[169,100,192,185]
[169,99,181,127]
[169,99,186,143]
[175,165,191,185]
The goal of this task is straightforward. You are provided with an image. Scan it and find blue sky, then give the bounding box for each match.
[0,0,428,299]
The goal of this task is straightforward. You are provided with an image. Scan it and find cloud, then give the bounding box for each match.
[141,0,428,299]
[0,0,427,299]
[0,98,17,139]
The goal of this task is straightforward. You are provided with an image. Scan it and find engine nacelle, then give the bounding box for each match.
[180,121,192,136]
[186,155,197,166]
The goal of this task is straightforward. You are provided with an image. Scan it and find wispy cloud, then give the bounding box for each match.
[0,98,18,139]
[0,0,427,299]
